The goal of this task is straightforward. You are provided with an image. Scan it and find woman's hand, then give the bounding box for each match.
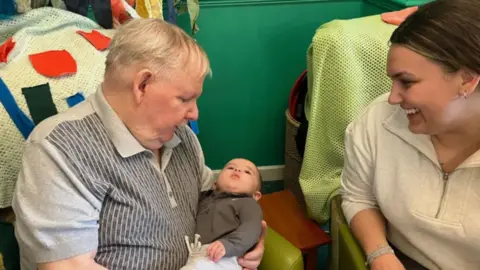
[370,254,406,270]
[238,221,267,270]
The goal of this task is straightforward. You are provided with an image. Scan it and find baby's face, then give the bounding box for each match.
[216,159,260,198]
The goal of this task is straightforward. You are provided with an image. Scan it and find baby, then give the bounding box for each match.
[181,158,263,270]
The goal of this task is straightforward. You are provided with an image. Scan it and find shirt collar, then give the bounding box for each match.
[90,86,181,158]
[212,190,252,199]
[383,106,480,168]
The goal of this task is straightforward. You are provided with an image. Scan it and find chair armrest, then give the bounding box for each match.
[259,227,304,270]
[339,224,368,270]
[329,195,367,270]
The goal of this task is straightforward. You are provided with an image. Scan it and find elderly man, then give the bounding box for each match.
[12,19,264,270]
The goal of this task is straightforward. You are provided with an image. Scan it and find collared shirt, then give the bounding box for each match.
[340,93,480,270]
[12,87,214,270]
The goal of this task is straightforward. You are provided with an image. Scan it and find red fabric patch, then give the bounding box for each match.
[0,37,16,63]
[77,30,111,51]
[29,50,77,78]
[111,0,131,25]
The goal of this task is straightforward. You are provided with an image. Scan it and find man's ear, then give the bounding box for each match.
[132,69,154,105]
[253,191,262,201]
[459,69,480,96]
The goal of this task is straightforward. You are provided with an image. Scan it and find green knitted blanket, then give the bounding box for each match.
[300,14,396,224]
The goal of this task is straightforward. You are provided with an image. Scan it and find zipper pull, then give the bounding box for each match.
[443,172,450,181]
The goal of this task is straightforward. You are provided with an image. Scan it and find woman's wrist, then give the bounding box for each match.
[365,244,395,266]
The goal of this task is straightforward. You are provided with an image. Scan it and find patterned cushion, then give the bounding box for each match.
[0,7,114,208]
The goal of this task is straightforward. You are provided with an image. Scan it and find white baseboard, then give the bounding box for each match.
[212,165,284,182]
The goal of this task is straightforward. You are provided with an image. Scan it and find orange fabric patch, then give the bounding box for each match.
[381,6,419,26]
[0,37,16,63]
[77,30,111,51]
[29,50,77,78]
[111,0,131,24]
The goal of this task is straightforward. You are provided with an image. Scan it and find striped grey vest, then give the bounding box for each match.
[47,115,202,269]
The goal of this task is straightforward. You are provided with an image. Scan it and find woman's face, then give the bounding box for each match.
[387,45,466,135]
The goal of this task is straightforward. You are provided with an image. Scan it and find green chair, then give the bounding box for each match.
[339,224,367,270]
[330,195,367,270]
[300,14,397,225]
[259,227,304,270]
[302,13,400,270]
[303,4,432,269]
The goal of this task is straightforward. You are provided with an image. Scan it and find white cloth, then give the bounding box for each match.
[340,93,480,270]
[0,7,115,207]
[181,235,241,270]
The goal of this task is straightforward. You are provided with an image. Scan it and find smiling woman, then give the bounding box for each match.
[340,0,480,269]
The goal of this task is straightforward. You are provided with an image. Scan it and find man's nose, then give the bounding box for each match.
[186,103,199,121]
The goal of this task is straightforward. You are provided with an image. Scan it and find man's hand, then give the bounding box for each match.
[207,241,226,262]
[238,220,267,270]
[370,253,406,270]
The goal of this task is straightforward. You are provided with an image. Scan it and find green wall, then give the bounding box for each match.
[176,0,376,169]
[177,0,428,169]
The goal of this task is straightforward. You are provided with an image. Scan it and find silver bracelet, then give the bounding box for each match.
[365,244,395,266]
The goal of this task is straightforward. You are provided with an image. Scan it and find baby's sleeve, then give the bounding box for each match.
[219,199,263,257]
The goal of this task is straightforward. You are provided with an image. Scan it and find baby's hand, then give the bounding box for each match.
[206,240,226,262]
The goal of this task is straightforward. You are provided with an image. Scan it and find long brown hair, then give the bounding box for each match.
[390,0,480,75]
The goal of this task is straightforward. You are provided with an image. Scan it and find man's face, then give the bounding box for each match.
[135,71,203,150]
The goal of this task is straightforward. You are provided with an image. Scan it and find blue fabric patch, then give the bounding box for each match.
[0,0,16,16]
[167,0,177,24]
[0,78,35,139]
[66,92,86,107]
[189,120,199,135]
[0,15,13,20]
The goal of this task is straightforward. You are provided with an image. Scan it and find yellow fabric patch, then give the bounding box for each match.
[186,0,200,34]
[15,0,31,13]
[136,0,164,19]
[0,253,5,270]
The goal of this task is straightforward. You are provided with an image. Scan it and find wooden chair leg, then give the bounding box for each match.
[305,248,318,270]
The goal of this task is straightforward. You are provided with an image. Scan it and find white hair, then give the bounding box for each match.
[105,18,211,81]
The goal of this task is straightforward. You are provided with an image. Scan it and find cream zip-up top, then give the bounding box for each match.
[340,93,480,270]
